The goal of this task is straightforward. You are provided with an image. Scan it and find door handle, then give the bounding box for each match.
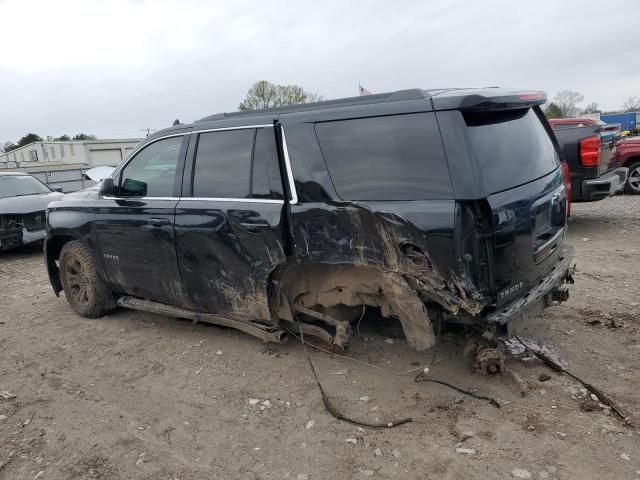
[149,217,170,227]
[237,222,270,232]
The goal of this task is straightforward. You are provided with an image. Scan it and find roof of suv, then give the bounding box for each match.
[148,87,546,140]
[0,171,29,176]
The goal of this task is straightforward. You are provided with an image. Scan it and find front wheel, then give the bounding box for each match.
[624,161,640,194]
[59,240,115,318]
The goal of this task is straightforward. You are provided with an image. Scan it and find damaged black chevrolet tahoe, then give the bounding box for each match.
[45,88,574,353]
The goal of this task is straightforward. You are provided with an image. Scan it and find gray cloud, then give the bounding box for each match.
[1,0,638,142]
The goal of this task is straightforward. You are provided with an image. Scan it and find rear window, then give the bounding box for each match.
[315,113,452,201]
[464,108,559,194]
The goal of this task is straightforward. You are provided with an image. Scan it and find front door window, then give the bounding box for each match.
[119,136,182,197]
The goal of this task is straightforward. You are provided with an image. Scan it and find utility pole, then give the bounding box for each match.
[140,128,157,137]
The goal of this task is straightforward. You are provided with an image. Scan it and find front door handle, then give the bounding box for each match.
[149,217,170,227]
[237,221,270,232]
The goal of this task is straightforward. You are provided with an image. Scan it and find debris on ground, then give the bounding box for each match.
[460,431,475,442]
[455,448,476,455]
[0,391,16,400]
[511,468,532,478]
[305,420,315,430]
[538,373,551,382]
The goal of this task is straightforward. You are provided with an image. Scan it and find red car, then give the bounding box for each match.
[615,137,640,194]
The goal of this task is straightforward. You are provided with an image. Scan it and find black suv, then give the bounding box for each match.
[45,88,574,352]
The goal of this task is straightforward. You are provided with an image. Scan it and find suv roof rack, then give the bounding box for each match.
[196,87,546,122]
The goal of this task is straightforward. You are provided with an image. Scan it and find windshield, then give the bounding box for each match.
[464,107,559,194]
[0,175,52,199]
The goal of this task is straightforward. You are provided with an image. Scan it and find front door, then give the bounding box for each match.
[175,126,287,321]
[93,135,187,304]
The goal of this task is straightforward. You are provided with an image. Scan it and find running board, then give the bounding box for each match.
[116,296,287,343]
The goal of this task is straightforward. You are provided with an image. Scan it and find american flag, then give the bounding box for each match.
[359,85,372,96]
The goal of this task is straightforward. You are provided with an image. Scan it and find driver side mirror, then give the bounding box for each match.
[52,186,64,193]
[99,177,115,196]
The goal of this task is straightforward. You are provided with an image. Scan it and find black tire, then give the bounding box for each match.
[624,161,640,195]
[59,240,115,318]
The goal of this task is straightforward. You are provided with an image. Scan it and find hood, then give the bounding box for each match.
[0,191,64,214]
[85,166,115,181]
[56,185,100,201]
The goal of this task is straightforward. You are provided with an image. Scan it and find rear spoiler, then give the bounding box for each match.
[430,89,547,112]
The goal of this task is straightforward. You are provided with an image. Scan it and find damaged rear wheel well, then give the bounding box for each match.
[272,263,437,351]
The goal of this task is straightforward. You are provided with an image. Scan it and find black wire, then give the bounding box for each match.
[414,372,501,408]
[293,315,412,429]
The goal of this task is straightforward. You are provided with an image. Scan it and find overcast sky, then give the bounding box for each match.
[1,0,638,142]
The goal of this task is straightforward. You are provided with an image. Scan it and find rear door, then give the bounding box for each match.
[455,107,568,304]
[174,126,287,321]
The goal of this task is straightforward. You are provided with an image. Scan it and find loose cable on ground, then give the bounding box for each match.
[513,335,634,427]
[414,372,501,408]
[292,316,412,429]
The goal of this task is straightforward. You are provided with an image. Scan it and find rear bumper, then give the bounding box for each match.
[486,245,574,329]
[580,167,628,201]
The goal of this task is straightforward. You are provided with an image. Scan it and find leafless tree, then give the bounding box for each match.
[622,96,640,112]
[553,90,584,118]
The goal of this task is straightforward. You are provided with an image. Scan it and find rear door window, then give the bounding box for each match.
[463,108,559,194]
[193,129,254,198]
[192,127,283,200]
[315,113,452,201]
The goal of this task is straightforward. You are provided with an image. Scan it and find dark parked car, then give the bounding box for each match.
[45,88,574,354]
[548,118,628,202]
[0,172,64,251]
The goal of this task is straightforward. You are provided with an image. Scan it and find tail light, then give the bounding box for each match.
[561,161,571,216]
[579,136,600,167]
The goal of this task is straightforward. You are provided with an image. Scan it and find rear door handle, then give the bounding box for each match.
[149,217,170,227]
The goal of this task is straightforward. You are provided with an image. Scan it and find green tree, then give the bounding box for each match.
[544,102,563,119]
[239,80,323,111]
[54,134,71,141]
[17,133,43,147]
[553,90,584,117]
[73,133,97,140]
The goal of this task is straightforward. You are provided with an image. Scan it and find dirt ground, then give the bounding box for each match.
[1,195,639,480]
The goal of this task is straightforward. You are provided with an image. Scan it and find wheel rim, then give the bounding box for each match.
[64,257,90,305]
[629,166,640,192]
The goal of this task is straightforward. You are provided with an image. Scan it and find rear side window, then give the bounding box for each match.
[251,128,284,199]
[464,108,559,194]
[192,127,283,199]
[315,113,452,201]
